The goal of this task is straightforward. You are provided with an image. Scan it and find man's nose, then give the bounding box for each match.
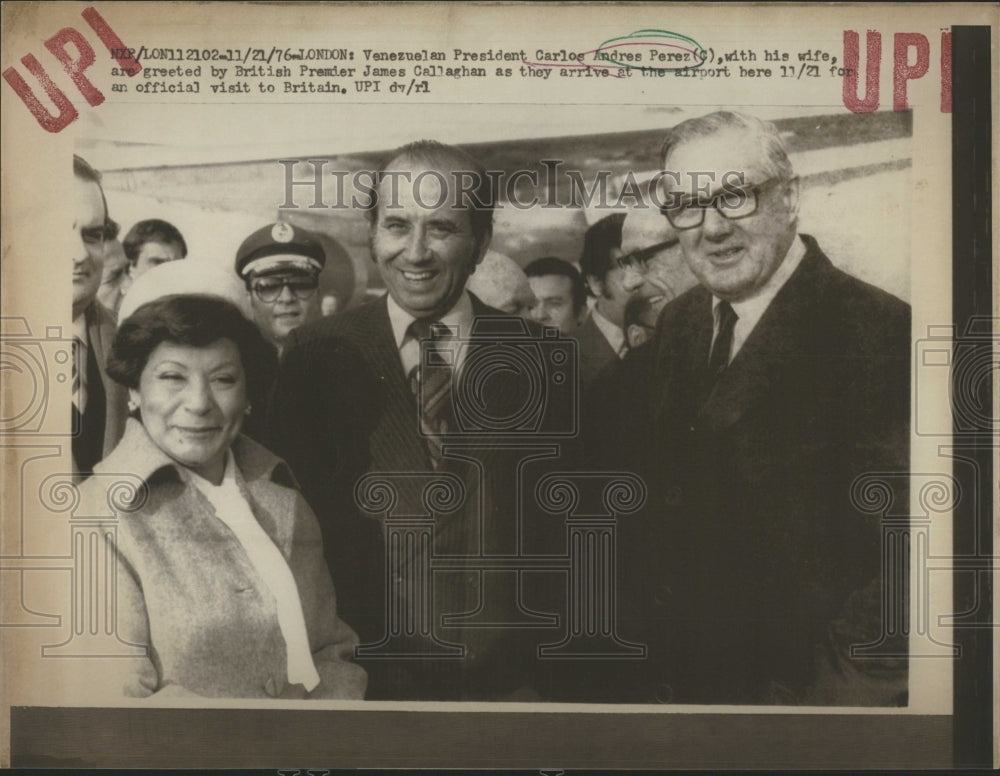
[276,283,296,302]
[72,233,88,265]
[701,206,734,240]
[622,265,646,292]
[403,227,431,262]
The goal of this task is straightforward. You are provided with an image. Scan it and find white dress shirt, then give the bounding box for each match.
[190,449,321,691]
[711,234,807,364]
[387,291,475,375]
[590,305,629,359]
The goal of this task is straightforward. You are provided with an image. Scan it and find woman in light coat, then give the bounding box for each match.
[81,266,366,699]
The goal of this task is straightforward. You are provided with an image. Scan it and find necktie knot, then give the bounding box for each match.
[408,318,452,343]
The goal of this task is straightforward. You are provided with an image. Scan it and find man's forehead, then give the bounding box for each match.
[74,176,106,222]
[663,129,769,181]
[622,208,676,254]
[138,240,182,254]
[377,169,474,222]
[531,273,573,290]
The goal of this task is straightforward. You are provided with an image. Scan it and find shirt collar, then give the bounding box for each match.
[387,290,475,349]
[188,447,237,494]
[589,306,628,358]
[97,417,286,491]
[72,312,87,342]
[714,233,807,328]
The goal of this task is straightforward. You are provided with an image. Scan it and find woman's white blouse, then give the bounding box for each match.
[190,449,321,691]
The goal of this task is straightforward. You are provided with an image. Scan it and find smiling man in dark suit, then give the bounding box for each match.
[271,140,556,701]
[612,111,910,706]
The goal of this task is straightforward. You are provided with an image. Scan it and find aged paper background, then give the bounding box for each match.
[1,1,996,767]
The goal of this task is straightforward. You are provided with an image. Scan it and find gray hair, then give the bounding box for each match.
[661,111,794,181]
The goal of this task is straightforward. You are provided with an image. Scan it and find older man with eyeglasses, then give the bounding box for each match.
[607,111,911,706]
[235,221,326,354]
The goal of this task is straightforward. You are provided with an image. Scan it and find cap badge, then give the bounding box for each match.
[271,222,295,243]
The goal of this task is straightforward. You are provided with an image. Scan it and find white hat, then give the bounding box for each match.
[118,259,253,325]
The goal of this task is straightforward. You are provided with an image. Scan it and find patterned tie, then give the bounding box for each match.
[72,335,87,415]
[407,319,455,468]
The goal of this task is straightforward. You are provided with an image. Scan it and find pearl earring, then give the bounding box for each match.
[127,399,138,413]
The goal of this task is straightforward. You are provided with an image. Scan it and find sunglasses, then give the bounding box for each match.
[250,276,319,302]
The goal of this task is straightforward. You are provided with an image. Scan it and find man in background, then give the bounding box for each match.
[235,221,325,354]
[524,256,587,335]
[70,156,128,479]
[576,212,645,385]
[124,218,187,279]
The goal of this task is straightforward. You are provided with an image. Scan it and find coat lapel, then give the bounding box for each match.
[361,297,430,474]
[698,245,828,433]
[653,287,713,431]
[87,300,128,456]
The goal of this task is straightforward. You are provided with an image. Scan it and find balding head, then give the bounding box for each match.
[466,250,536,317]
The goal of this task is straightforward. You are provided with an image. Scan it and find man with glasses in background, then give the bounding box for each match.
[71,156,129,479]
[236,221,325,354]
[609,111,910,706]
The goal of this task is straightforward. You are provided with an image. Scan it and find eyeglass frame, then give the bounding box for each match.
[616,239,680,271]
[659,176,791,230]
[248,274,320,303]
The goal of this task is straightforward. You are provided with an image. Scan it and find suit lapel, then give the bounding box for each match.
[698,247,827,433]
[653,288,713,431]
[579,312,618,365]
[432,295,499,543]
[87,301,128,457]
[362,297,430,474]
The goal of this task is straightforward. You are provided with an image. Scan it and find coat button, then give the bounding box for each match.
[654,683,674,703]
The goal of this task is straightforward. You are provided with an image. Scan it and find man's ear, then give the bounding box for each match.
[585,274,604,298]
[783,176,800,220]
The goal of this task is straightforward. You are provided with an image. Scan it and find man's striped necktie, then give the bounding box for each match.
[407,319,455,469]
[72,335,88,415]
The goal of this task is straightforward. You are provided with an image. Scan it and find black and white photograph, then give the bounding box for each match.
[0,2,993,770]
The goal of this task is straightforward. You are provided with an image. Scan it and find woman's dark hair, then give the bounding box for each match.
[107,295,278,414]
